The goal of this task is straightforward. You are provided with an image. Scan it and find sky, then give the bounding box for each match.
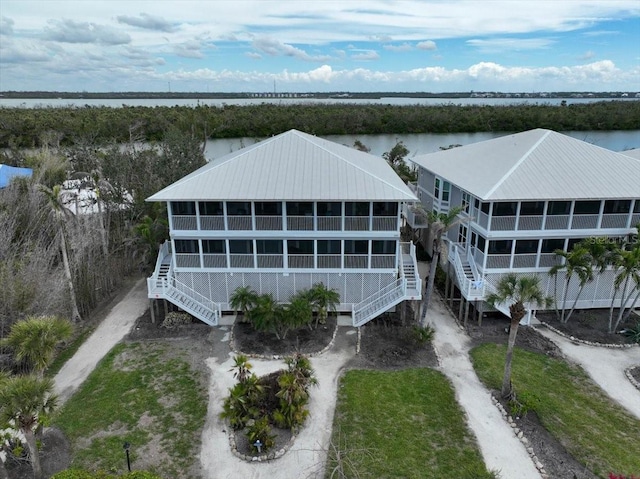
[1,0,639,93]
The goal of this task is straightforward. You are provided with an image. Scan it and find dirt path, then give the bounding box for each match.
[53,278,149,403]
[427,294,543,479]
[199,327,356,479]
[536,327,640,420]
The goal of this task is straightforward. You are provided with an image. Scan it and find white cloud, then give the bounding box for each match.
[245,51,261,60]
[116,13,177,33]
[383,43,413,52]
[467,37,556,53]
[43,19,130,45]
[416,40,437,51]
[251,37,331,62]
[0,16,15,35]
[579,50,596,61]
[351,50,380,61]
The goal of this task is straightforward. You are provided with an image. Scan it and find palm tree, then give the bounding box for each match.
[307,283,340,328]
[229,286,258,322]
[38,184,81,322]
[1,316,73,377]
[0,375,58,479]
[487,274,551,399]
[611,245,640,333]
[549,245,593,323]
[419,206,464,327]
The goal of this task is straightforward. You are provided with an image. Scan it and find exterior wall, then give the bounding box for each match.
[175,270,397,311]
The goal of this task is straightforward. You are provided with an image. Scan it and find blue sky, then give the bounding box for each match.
[1,0,639,93]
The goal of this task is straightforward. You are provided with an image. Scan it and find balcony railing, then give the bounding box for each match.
[344,217,369,231]
[344,255,367,268]
[600,214,630,229]
[200,216,224,230]
[257,254,283,268]
[173,215,197,230]
[227,216,252,230]
[486,254,511,269]
[230,254,254,268]
[517,215,543,230]
[317,217,342,230]
[372,217,397,231]
[317,255,341,268]
[175,253,200,267]
[571,214,599,229]
[203,254,226,268]
[512,254,537,268]
[371,254,395,268]
[255,216,283,230]
[288,255,314,268]
[539,253,561,268]
[490,216,517,231]
[287,216,314,230]
[544,215,569,230]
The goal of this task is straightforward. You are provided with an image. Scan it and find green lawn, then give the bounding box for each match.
[54,342,208,479]
[326,368,496,479]
[470,343,640,477]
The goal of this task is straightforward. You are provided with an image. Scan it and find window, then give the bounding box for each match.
[202,240,225,254]
[344,240,368,254]
[458,225,468,244]
[287,240,313,254]
[493,202,517,216]
[199,201,223,216]
[372,240,396,254]
[461,192,471,212]
[567,238,586,251]
[317,240,341,254]
[227,202,251,215]
[477,235,486,252]
[286,202,313,216]
[634,200,640,213]
[345,202,369,216]
[541,239,565,253]
[229,240,253,254]
[604,200,631,214]
[548,201,571,215]
[488,240,512,254]
[434,178,440,199]
[256,240,282,254]
[520,201,544,216]
[442,181,450,202]
[171,201,195,215]
[317,202,341,216]
[515,239,539,254]
[255,202,282,216]
[174,239,198,253]
[373,202,398,216]
[480,202,490,214]
[574,200,600,215]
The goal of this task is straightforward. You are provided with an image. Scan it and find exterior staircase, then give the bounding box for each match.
[147,241,221,326]
[352,242,422,327]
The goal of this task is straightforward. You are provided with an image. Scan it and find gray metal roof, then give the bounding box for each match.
[411,129,640,201]
[622,148,640,160]
[148,129,417,202]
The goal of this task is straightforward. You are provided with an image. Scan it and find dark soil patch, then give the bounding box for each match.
[5,427,71,479]
[350,304,439,369]
[231,315,337,356]
[537,309,639,345]
[630,366,640,384]
[126,304,212,341]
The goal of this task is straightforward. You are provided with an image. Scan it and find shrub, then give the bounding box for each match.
[411,325,434,344]
[161,311,192,330]
[622,322,640,344]
[246,416,276,453]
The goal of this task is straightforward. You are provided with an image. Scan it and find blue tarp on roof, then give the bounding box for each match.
[0,164,33,188]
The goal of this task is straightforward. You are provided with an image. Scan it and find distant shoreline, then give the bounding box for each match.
[0,91,636,100]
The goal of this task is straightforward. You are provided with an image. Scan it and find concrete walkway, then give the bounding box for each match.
[536,327,640,420]
[53,278,149,403]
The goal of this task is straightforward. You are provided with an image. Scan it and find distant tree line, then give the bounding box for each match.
[0,101,638,149]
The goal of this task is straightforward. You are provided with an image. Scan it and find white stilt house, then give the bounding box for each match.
[406,129,640,320]
[147,129,421,326]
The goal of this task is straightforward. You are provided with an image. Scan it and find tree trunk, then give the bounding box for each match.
[560,277,573,323]
[608,287,620,333]
[96,197,108,257]
[24,428,42,479]
[613,276,631,332]
[622,288,640,323]
[564,283,587,323]
[501,317,520,399]
[59,229,81,322]
[420,243,439,328]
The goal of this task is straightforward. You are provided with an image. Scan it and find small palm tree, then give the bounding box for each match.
[549,245,593,323]
[229,286,258,322]
[38,184,81,322]
[419,206,465,327]
[308,283,340,328]
[0,375,58,479]
[611,245,640,332]
[1,316,73,377]
[487,274,551,399]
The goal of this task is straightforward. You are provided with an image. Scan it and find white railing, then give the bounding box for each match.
[371,255,395,268]
[571,214,599,229]
[486,254,511,269]
[600,214,629,229]
[227,216,252,230]
[477,211,489,229]
[450,244,483,300]
[466,246,481,280]
[256,254,283,268]
[344,255,368,268]
[172,215,198,230]
[317,217,342,230]
[491,216,517,231]
[287,216,314,230]
[401,203,429,228]
[317,255,341,268]
[352,277,405,327]
[200,216,224,230]
[372,217,397,231]
[539,253,560,268]
[230,254,254,268]
[203,254,226,268]
[344,217,369,231]
[175,253,200,268]
[545,215,570,229]
[255,216,283,230]
[151,241,171,278]
[517,215,543,230]
[288,255,314,268]
[512,254,537,268]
